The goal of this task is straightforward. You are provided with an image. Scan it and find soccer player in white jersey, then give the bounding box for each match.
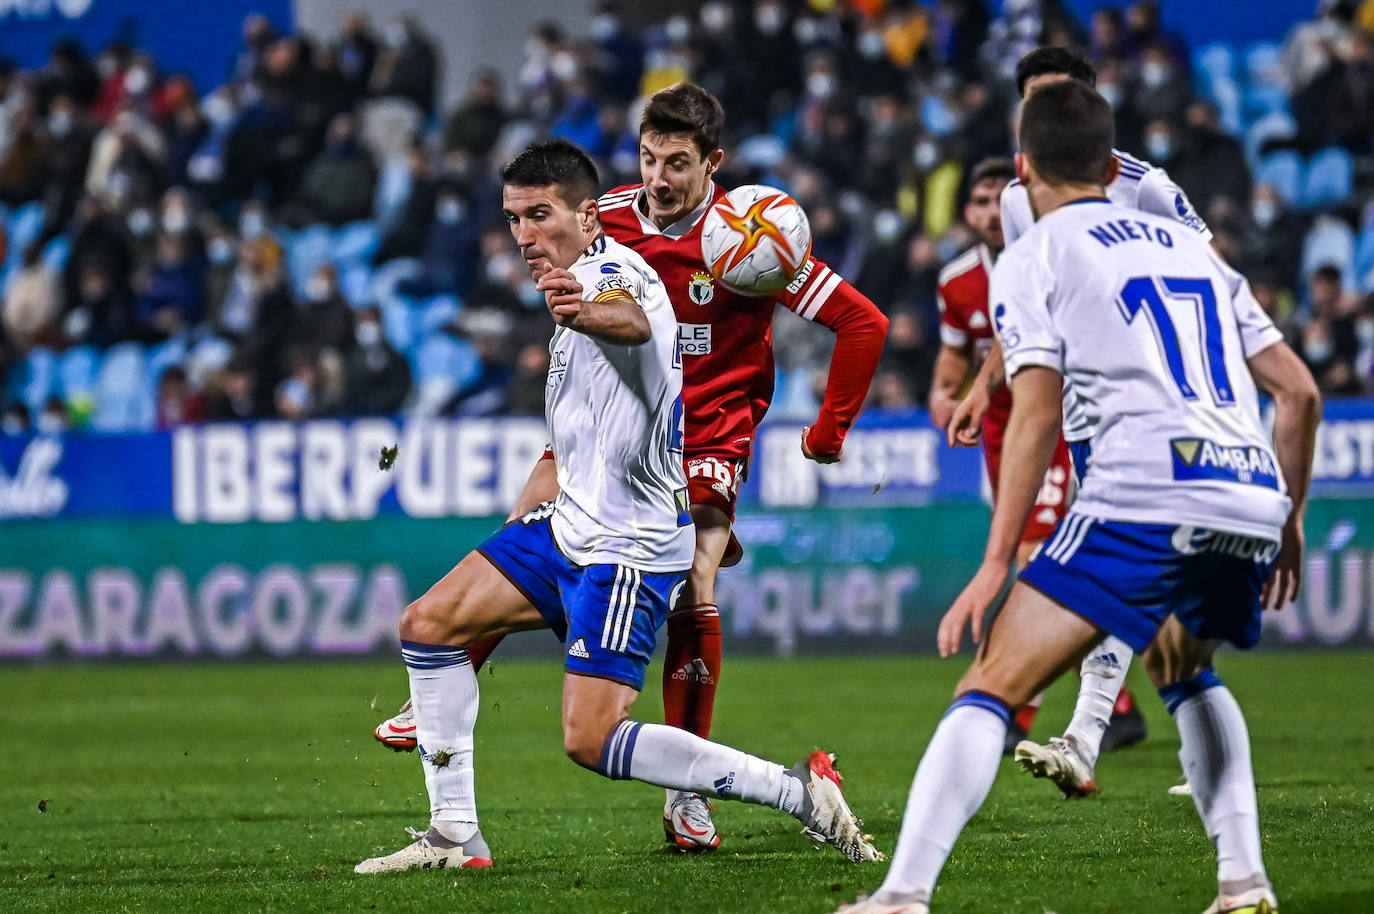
[836,82,1318,914]
[353,140,881,874]
[950,45,1214,792]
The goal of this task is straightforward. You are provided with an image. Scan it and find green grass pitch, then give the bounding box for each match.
[2,652,1372,913]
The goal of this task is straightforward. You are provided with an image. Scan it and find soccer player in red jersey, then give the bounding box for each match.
[929,158,1144,761]
[375,83,889,851]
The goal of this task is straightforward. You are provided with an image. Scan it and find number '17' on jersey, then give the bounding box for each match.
[990,199,1291,543]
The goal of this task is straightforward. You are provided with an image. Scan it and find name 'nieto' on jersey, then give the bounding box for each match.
[545,234,695,573]
[991,198,1290,542]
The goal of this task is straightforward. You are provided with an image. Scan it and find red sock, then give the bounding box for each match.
[1113,685,1138,715]
[661,604,722,739]
[465,635,504,672]
[1013,691,1044,733]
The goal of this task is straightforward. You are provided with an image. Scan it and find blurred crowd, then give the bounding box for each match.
[1,0,1373,436]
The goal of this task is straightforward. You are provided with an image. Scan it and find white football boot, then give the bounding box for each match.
[1201,885,1278,914]
[355,824,493,874]
[791,751,884,863]
[663,792,721,851]
[374,698,417,752]
[831,893,930,913]
[1013,736,1097,798]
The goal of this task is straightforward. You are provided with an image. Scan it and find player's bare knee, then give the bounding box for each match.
[562,718,610,770]
[398,591,473,645]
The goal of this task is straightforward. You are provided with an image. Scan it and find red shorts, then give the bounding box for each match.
[984,435,1073,544]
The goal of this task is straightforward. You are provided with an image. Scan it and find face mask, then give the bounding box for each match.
[1140,62,1169,90]
[589,14,618,41]
[1253,200,1278,229]
[1306,336,1334,363]
[806,73,836,100]
[162,207,190,234]
[664,16,692,44]
[701,2,732,33]
[205,94,235,126]
[755,6,784,35]
[49,112,73,137]
[239,211,265,239]
[97,56,118,79]
[124,68,152,95]
[385,24,408,49]
[913,141,940,170]
[858,31,886,59]
[208,237,235,264]
[63,306,91,340]
[436,198,465,225]
[355,321,382,347]
[1097,84,1123,108]
[1,416,25,435]
[38,411,65,435]
[127,208,154,236]
[1145,134,1173,161]
[307,277,332,303]
[872,210,902,244]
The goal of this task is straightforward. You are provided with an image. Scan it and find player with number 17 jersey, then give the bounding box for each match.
[597,182,889,518]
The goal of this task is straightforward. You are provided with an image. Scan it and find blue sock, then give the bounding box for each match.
[1158,668,1222,714]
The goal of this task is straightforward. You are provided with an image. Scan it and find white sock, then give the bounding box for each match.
[1065,635,1134,768]
[1170,678,1267,886]
[602,721,806,816]
[876,696,1008,903]
[402,641,480,839]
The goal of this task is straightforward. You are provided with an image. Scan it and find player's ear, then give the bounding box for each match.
[705,148,724,175]
[1103,155,1121,187]
[1014,152,1030,189]
[580,198,599,232]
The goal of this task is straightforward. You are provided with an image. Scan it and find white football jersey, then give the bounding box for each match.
[546,234,694,572]
[991,199,1289,541]
[1001,150,1211,441]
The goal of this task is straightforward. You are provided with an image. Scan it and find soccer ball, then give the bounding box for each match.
[700,185,813,296]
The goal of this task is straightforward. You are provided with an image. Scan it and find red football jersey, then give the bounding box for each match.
[937,244,1070,542]
[598,183,887,461]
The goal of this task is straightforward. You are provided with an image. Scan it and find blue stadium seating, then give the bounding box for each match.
[42,236,70,273]
[147,338,190,390]
[1301,215,1356,286]
[409,331,481,415]
[4,202,45,272]
[1255,150,1303,204]
[8,347,57,414]
[1245,111,1297,167]
[1195,42,1235,83]
[1301,147,1354,211]
[1202,75,1245,135]
[56,346,99,403]
[1352,225,1374,293]
[91,343,154,432]
[1244,41,1284,87]
[284,225,335,298]
[417,295,462,335]
[331,221,380,268]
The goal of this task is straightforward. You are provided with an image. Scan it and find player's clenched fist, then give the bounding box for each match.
[537,268,585,324]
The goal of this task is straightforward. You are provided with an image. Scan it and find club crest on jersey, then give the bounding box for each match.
[688,271,715,305]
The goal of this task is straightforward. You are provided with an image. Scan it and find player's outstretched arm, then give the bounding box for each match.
[1247,341,1322,609]
[946,338,1006,448]
[929,343,973,430]
[538,268,651,345]
[938,365,1064,656]
[783,269,889,461]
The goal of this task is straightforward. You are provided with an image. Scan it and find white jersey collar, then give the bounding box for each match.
[633,185,716,239]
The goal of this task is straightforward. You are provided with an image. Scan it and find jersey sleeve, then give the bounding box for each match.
[1213,254,1284,357]
[1137,168,1213,241]
[999,181,1033,250]
[570,252,645,308]
[936,286,970,347]
[990,240,1063,377]
[777,258,890,456]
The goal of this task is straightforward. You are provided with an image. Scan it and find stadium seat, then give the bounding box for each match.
[332,221,380,267]
[418,295,462,335]
[1301,147,1354,211]
[1195,42,1235,83]
[5,202,45,272]
[1352,226,1374,293]
[369,257,424,309]
[184,337,234,388]
[1300,214,1356,285]
[41,236,70,273]
[8,347,57,415]
[146,337,189,388]
[56,346,99,402]
[1204,76,1244,135]
[920,94,960,137]
[736,134,787,169]
[380,300,420,354]
[1245,112,1297,167]
[1243,83,1291,121]
[410,332,481,414]
[1244,41,1284,87]
[1255,150,1303,205]
[91,343,154,432]
[339,263,374,307]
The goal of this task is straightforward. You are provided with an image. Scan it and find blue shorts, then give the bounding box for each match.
[476,504,687,690]
[1069,440,1092,486]
[1020,514,1278,652]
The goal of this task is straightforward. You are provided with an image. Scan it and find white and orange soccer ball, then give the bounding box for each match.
[700,184,813,296]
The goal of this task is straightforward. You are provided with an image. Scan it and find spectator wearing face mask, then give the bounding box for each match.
[370,15,439,116]
[373,142,436,265]
[282,264,355,362]
[1239,184,1308,292]
[135,232,206,341]
[281,112,376,227]
[441,71,507,167]
[1169,101,1252,213]
[36,94,95,246]
[1299,264,1363,393]
[210,236,291,371]
[1130,44,1190,125]
[36,396,71,436]
[0,97,48,205]
[1294,28,1374,153]
[395,183,481,297]
[205,354,265,421]
[67,262,135,347]
[343,306,411,416]
[1,403,32,437]
[275,346,334,420]
[335,13,380,103]
[203,226,238,311]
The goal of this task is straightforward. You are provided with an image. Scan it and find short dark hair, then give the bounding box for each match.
[1312,264,1342,285]
[1018,80,1115,187]
[968,158,1016,190]
[639,82,724,159]
[1015,46,1097,97]
[501,139,600,208]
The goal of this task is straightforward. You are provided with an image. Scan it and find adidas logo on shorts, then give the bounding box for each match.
[567,638,591,660]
